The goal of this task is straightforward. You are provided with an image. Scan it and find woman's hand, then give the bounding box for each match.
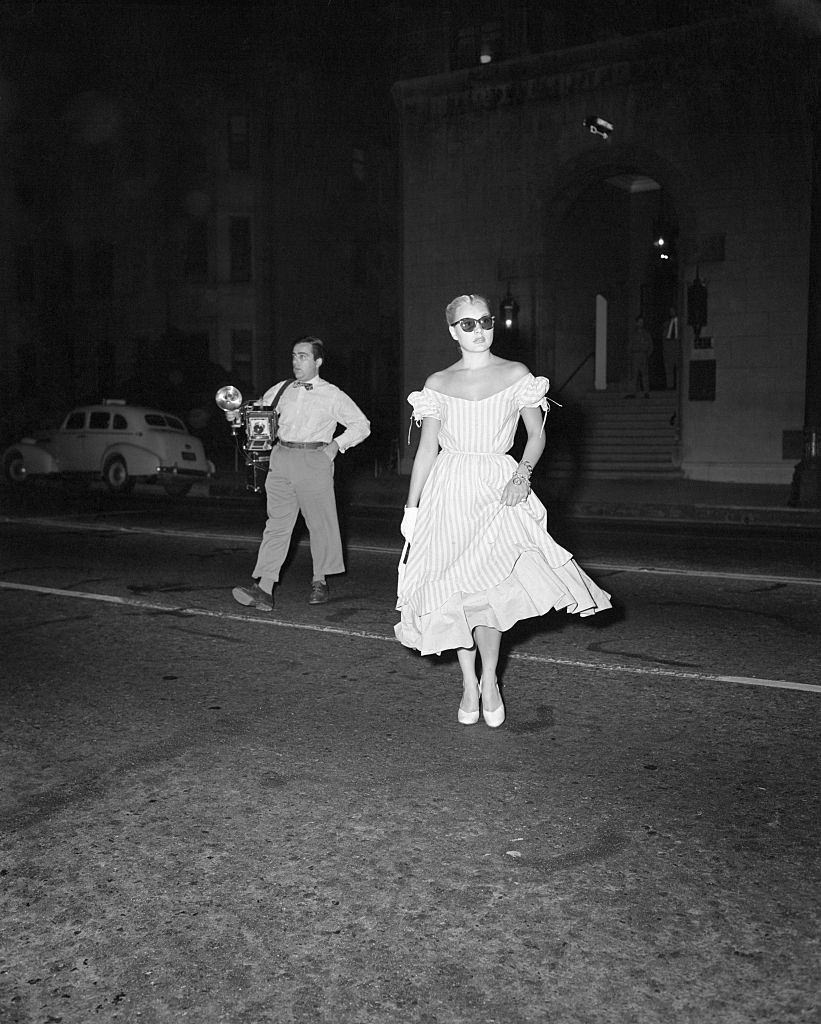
[500,474,530,506]
[400,506,419,542]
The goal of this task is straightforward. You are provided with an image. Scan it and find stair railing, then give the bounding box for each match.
[554,350,595,394]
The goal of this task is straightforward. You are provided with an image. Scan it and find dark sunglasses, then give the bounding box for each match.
[451,315,495,332]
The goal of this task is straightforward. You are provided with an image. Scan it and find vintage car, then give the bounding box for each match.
[2,400,214,496]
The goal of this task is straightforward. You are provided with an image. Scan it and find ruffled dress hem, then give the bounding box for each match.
[395,549,611,656]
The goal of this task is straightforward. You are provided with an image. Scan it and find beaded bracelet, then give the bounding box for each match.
[511,473,530,488]
[518,460,533,479]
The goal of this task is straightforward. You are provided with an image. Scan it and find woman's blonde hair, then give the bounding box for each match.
[445,293,490,326]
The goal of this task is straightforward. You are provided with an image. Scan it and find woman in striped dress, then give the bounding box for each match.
[395,293,611,728]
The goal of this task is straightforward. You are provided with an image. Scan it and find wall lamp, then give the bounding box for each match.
[500,285,519,331]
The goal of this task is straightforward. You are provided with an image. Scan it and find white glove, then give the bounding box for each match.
[401,506,419,543]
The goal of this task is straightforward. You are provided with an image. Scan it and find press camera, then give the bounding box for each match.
[215,384,277,493]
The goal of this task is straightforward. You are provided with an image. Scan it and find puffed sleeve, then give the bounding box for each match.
[515,373,551,411]
[406,388,444,444]
[407,388,444,424]
[515,374,558,435]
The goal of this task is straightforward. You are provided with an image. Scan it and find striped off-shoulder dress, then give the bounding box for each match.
[394,373,612,656]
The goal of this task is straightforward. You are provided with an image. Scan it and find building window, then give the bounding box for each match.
[352,240,368,290]
[97,341,115,396]
[53,247,74,302]
[17,342,38,391]
[229,217,252,282]
[124,127,146,178]
[353,147,366,182]
[454,24,477,67]
[228,115,250,171]
[231,328,253,390]
[453,19,503,67]
[89,241,114,297]
[479,21,502,63]
[185,219,208,281]
[15,245,36,305]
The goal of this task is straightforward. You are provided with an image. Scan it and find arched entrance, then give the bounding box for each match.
[546,171,681,395]
[540,153,692,477]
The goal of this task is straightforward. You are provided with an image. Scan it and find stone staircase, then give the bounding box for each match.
[543,389,681,479]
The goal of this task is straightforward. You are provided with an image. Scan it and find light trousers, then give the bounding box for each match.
[252,446,344,591]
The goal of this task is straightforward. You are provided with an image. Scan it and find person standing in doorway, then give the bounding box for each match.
[228,336,370,609]
[625,315,653,398]
[662,306,679,390]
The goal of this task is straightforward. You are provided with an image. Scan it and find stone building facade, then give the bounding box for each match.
[0,3,399,466]
[392,5,815,483]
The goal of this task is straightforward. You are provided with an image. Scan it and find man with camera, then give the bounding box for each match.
[231,336,370,609]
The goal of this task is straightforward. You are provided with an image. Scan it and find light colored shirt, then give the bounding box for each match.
[259,376,370,453]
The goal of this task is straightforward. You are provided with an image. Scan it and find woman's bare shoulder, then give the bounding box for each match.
[424,367,456,390]
[498,359,531,380]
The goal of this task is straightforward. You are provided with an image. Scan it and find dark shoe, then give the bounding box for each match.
[232,583,274,611]
[308,580,329,605]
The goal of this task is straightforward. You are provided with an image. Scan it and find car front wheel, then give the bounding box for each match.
[3,450,26,484]
[103,456,135,494]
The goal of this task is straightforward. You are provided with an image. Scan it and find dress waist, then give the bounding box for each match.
[439,449,509,456]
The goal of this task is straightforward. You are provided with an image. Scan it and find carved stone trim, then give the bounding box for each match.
[394,13,804,126]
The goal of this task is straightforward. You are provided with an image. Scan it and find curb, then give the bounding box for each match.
[208,475,821,532]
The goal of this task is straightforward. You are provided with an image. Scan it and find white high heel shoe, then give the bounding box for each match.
[457,684,480,725]
[481,679,505,728]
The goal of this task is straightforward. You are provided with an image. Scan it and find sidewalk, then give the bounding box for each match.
[210,465,821,532]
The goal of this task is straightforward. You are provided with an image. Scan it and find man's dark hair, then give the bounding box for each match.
[296,335,325,362]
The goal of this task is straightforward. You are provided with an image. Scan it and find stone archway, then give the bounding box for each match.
[540,147,696,401]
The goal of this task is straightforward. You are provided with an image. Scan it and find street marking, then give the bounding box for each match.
[2,581,819,695]
[2,515,821,588]
[583,562,821,587]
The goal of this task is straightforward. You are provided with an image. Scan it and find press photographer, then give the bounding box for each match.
[217,336,370,608]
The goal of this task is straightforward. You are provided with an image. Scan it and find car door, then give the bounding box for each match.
[51,410,88,470]
[84,410,114,471]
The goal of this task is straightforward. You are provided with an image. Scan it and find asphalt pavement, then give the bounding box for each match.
[2,471,820,1023]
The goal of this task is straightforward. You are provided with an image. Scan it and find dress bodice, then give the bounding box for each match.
[407,373,550,455]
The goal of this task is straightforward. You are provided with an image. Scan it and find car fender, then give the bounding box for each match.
[99,441,162,477]
[4,440,59,475]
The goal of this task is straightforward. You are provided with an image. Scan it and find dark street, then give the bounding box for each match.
[3,2,821,1020]
[1,484,819,1023]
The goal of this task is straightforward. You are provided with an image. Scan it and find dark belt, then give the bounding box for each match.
[278,440,326,450]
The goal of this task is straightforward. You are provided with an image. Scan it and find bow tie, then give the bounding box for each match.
[293,381,313,390]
